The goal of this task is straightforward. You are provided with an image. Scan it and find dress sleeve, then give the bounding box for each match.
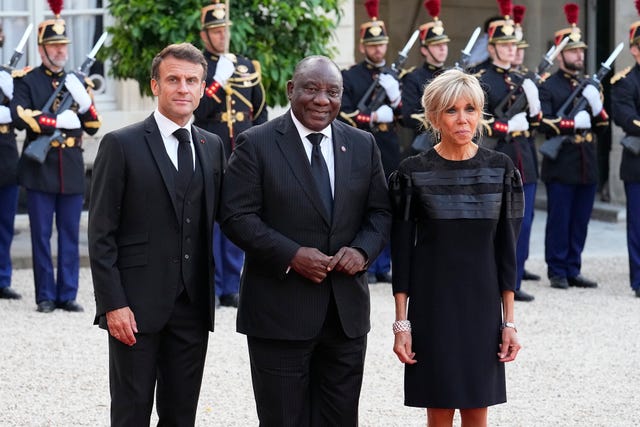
[495,162,524,292]
[389,169,415,295]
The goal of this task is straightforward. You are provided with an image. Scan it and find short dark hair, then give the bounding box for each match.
[151,43,207,81]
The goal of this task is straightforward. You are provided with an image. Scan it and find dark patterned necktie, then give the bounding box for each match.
[173,128,193,188]
[307,133,333,218]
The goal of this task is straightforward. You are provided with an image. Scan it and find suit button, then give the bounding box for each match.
[184,254,190,260]
[185,218,191,224]
[171,257,179,263]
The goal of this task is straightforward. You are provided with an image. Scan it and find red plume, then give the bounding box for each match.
[636,0,640,15]
[364,0,379,20]
[513,5,526,25]
[425,0,441,18]
[47,0,64,16]
[497,0,512,18]
[564,3,579,25]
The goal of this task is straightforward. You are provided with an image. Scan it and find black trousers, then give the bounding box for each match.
[108,291,209,427]
[247,295,367,427]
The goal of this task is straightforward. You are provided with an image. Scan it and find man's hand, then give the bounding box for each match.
[378,73,400,106]
[106,306,138,346]
[326,246,367,276]
[64,73,92,114]
[290,247,332,283]
[581,84,603,116]
[213,54,235,86]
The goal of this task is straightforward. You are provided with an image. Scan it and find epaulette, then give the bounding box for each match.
[11,66,32,78]
[472,69,486,79]
[610,66,632,85]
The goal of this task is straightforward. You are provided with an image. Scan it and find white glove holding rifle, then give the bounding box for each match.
[56,109,81,129]
[581,84,603,116]
[507,112,530,132]
[521,78,541,117]
[373,105,394,123]
[64,73,92,114]
[0,70,13,100]
[378,73,401,107]
[573,110,592,129]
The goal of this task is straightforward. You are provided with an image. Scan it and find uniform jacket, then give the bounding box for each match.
[538,70,609,184]
[611,63,640,182]
[401,62,444,137]
[478,64,539,184]
[193,51,267,159]
[220,112,392,340]
[340,61,401,176]
[10,65,101,194]
[88,115,225,332]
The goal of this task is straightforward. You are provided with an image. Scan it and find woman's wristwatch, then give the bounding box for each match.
[501,322,517,332]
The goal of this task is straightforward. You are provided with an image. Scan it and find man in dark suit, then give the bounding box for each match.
[220,55,391,426]
[88,43,225,426]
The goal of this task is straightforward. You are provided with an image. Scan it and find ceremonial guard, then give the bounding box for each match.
[194,0,267,307]
[476,0,540,301]
[401,0,449,152]
[0,25,28,300]
[610,13,640,298]
[10,2,101,312]
[339,0,401,284]
[538,3,609,290]
[511,5,529,73]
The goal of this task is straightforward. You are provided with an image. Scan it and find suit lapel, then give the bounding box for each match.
[144,115,180,221]
[191,126,214,231]
[331,122,352,227]
[275,113,332,225]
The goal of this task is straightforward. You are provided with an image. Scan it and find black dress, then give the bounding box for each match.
[389,147,523,409]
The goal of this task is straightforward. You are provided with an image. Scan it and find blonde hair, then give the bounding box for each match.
[421,68,485,140]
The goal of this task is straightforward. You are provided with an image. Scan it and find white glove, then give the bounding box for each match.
[0,70,13,100]
[378,73,401,106]
[521,78,541,117]
[581,84,603,116]
[507,112,529,132]
[373,104,394,123]
[213,54,235,86]
[64,73,92,114]
[55,109,81,129]
[573,110,591,129]
[0,105,11,123]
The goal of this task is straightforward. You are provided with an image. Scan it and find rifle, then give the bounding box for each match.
[356,29,419,114]
[24,32,107,164]
[455,27,481,71]
[539,42,623,160]
[0,24,32,105]
[494,37,569,122]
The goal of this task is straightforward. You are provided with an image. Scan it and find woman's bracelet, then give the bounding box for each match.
[393,320,411,334]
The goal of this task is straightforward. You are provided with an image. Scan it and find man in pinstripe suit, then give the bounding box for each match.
[220,55,391,426]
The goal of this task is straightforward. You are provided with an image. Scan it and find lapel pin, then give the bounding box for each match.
[341,146,346,152]
[200,138,205,144]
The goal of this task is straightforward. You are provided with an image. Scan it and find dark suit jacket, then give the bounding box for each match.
[220,112,391,340]
[88,114,225,332]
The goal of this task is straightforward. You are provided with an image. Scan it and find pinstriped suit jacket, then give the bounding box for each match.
[220,111,391,340]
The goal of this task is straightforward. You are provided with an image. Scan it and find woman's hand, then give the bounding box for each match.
[498,327,521,362]
[394,331,417,364]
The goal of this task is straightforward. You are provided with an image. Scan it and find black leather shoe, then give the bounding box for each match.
[0,287,22,300]
[37,300,56,313]
[376,272,392,283]
[549,276,569,289]
[219,293,239,308]
[635,288,640,298]
[367,272,377,284]
[57,300,84,312]
[567,275,598,288]
[522,269,541,281]
[514,289,535,302]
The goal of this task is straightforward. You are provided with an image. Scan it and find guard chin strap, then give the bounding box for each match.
[424,45,444,67]
[42,44,63,74]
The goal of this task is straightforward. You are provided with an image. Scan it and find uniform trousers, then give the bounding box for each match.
[26,189,82,303]
[625,182,640,291]
[0,184,18,288]
[367,243,391,276]
[516,182,536,290]
[108,290,209,427]
[544,182,596,279]
[247,294,366,427]
[213,222,243,296]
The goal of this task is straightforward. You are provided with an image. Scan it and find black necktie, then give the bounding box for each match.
[173,128,193,189]
[307,133,333,218]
